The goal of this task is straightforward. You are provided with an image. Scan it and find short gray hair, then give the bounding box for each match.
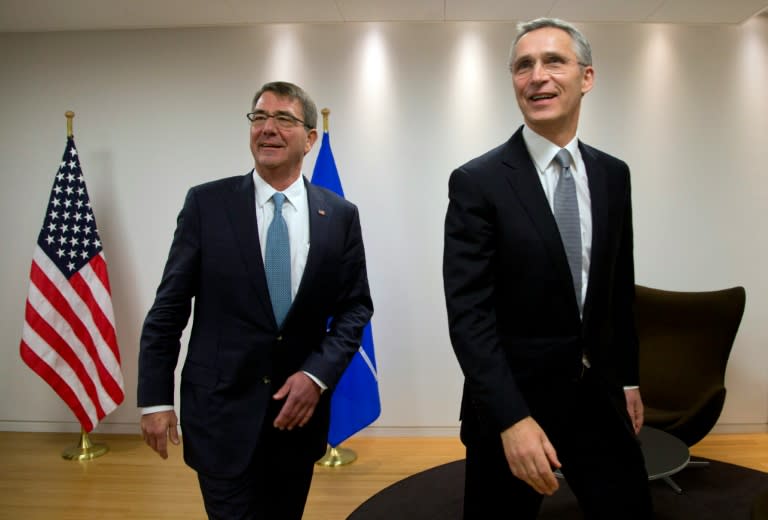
[251,81,318,130]
[508,17,592,72]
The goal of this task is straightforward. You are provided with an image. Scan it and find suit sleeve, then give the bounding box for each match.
[614,169,640,387]
[300,204,373,391]
[137,188,200,407]
[443,167,530,432]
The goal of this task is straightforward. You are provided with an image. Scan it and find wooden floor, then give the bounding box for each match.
[0,431,766,519]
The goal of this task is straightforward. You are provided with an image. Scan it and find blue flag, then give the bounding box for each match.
[311,130,381,447]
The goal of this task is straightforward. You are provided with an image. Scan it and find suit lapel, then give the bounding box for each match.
[501,129,573,289]
[580,142,609,324]
[225,172,273,318]
[293,179,331,307]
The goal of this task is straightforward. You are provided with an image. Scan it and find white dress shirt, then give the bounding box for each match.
[253,172,310,301]
[522,125,592,309]
[254,172,327,392]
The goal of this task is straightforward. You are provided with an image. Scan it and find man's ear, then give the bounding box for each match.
[304,129,318,155]
[581,65,595,96]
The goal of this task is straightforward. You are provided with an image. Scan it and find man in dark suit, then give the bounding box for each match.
[442,18,653,519]
[138,81,373,520]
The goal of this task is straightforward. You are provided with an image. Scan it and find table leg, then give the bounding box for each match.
[662,476,683,494]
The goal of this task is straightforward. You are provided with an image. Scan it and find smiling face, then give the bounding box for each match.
[511,26,594,146]
[249,91,317,186]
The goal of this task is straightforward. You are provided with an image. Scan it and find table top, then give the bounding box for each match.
[639,426,690,480]
[553,426,690,481]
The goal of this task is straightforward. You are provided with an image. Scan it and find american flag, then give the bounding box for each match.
[20,135,124,432]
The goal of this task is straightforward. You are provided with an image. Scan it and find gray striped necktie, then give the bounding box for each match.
[553,148,582,310]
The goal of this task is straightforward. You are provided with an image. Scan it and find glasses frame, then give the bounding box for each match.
[512,56,589,78]
[246,110,310,130]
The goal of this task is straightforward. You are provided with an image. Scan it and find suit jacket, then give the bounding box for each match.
[443,126,638,444]
[138,172,373,478]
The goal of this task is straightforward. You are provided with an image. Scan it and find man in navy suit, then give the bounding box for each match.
[443,18,653,519]
[138,81,373,520]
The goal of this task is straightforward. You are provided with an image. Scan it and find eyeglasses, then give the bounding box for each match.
[512,55,588,78]
[247,111,308,129]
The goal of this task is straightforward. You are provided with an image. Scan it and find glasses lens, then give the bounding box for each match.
[275,115,296,128]
[248,113,301,128]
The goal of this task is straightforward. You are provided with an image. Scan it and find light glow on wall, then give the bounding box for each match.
[448,28,493,149]
[640,26,679,108]
[354,26,395,129]
[264,25,306,84]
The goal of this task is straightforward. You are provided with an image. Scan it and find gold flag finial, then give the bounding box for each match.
[65,111,75,138]
[321,108,330,133]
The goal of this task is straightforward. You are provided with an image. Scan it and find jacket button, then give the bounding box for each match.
[262,376,271,385]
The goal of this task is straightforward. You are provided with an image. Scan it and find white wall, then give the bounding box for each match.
[1,18,766,435]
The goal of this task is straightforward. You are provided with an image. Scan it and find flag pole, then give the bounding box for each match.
[57,111,110,462]
[321,107,329,132]
[314,107,358,468]
[65,110,74,137]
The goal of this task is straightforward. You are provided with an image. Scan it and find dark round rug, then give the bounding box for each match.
[348,458,768,519]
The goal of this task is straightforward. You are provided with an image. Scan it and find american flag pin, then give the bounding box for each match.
[318,209,326,216]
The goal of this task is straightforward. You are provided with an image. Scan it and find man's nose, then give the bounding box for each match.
[530,61,548,82]
[261,116,279,132]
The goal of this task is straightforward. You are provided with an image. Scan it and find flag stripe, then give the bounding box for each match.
[21,320,102,429]
[356,345,378,382]
[73,257,122,364]
[24,279,110,419]
[28,251,124,406]
[37,247,123,389]
[20,341,95,431]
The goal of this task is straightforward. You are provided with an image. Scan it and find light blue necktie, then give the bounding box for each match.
[553,148,582,311]
[265,192,291,327]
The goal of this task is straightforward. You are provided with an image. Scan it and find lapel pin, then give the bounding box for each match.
[318,209,326,216]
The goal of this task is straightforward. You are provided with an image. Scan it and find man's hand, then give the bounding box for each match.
[272,372,322,430]
[501,417,561,495]
[140,410,180,459]
[624,387,644,434]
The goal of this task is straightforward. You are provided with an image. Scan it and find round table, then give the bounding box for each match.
[639,426,691,494]
[554,426,691,494]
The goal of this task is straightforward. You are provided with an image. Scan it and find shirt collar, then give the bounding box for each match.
[522,125,580,173]
[252,171,305,209]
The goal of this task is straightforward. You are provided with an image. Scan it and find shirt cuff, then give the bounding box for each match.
[303,371,327,393]
[141,404,174,415]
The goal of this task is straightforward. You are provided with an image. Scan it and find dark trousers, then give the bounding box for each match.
[463,369,654,519]
[196,425,316,520]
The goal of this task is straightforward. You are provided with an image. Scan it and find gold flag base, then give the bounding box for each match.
[62,429,109,461]
[315,445,357,467]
